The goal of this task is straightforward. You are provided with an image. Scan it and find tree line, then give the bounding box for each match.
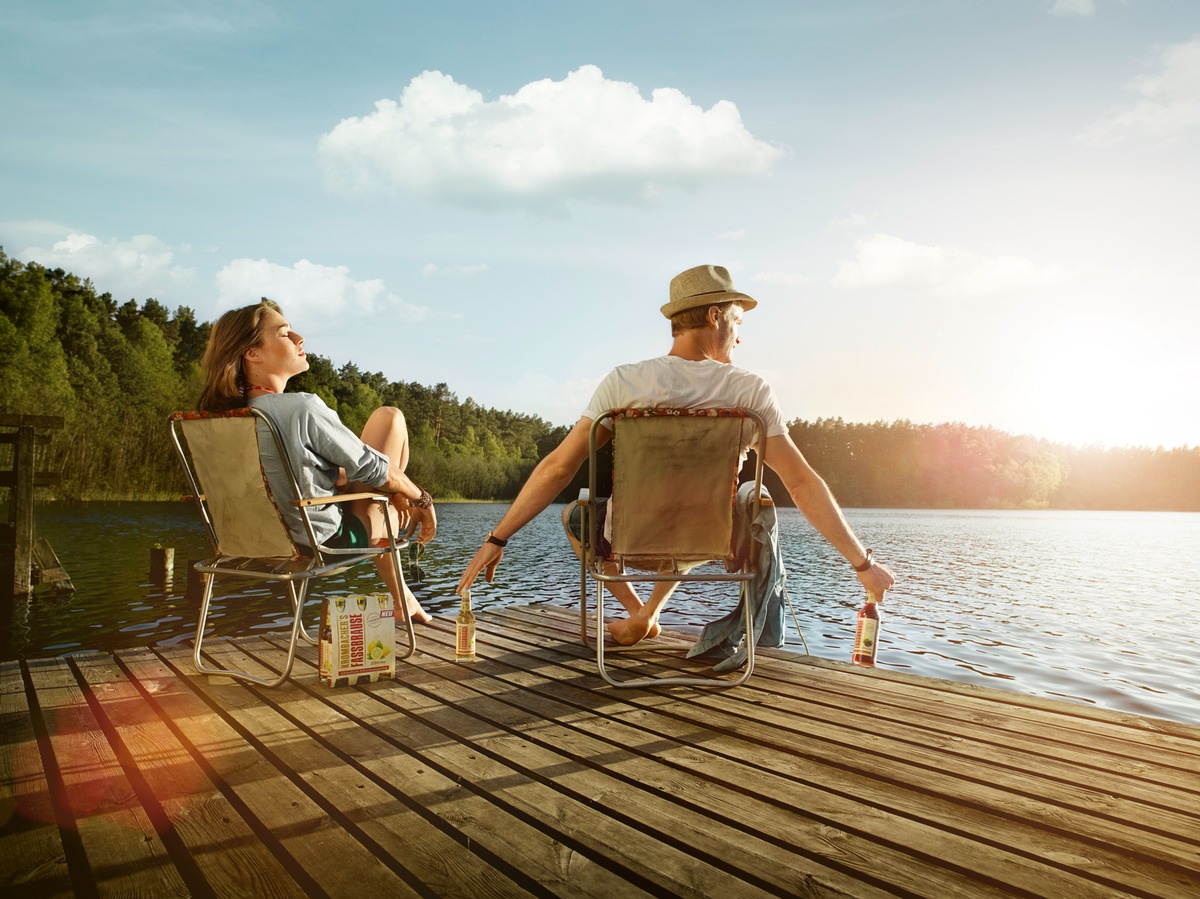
[2,250,1197,510]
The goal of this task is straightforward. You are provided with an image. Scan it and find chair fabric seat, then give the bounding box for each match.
[579,407,767,689]
[169,408,415,687]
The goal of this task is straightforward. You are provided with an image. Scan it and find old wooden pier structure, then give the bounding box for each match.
[0,413,70,597]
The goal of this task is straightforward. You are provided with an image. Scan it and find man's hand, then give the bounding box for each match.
[858,559,896,599]
[456,540,504,595]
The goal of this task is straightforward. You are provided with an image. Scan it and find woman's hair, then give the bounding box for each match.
[197,298,282,412]
[670,301,738,337]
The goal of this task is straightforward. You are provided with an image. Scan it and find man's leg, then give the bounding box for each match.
[606,579,680,645]
[562,504,663,642]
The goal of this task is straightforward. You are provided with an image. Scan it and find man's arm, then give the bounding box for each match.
[455,417,600,594]
[764,433,895,597]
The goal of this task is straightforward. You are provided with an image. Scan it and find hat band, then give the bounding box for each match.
[681,288,735,300]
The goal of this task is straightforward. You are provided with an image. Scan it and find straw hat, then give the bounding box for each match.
[660,265,758,319]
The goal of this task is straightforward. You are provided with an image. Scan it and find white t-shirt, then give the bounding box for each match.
[582,356,788,445]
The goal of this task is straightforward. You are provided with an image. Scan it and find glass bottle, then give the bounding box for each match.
[455,588,477,663]
[851,591,881,667]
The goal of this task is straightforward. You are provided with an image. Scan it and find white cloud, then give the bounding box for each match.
[752,271,814,288]
[1085,36,1200,144]
[718,229,747,241]
[1048,0,1095,17]
[18,231,194,296]
[216,258,436,322]
[421,262,490,278]
[317,65,787,210]
[831,233,1062,297]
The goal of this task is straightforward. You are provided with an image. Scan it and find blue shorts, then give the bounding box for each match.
[567,500,611,558]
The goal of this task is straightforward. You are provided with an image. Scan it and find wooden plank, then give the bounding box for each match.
[0,660,73,896]
[9,426,35,595]
[71,649,310,898]
[0,472,61,489]
[159,639,543,899]
[0,414,65,429]
[0,432,53,446]
[521,602,1200,751]
[21,656,189,895]
[524,605,1200,806]
[7,602,1200,898]
[183,637,662,898]
[288,634,1032,899]
[476,606,1200,897]
[132,642,415,899]
[256,634,895,899]
[32,538,73,593]
[274,619,1180,899]
[506,607,1200,817]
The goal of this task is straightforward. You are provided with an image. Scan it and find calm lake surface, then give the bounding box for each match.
[5,502,1198,725]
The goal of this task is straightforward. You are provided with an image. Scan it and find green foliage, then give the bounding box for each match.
[2,249,1197,509]
[781,418,1200,511]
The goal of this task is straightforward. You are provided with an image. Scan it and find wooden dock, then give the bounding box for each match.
[3,603,1199,898]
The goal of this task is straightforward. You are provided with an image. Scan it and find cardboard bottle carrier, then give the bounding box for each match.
[319,594,396,687]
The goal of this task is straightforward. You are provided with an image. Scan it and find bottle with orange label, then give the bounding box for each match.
[851,591,881,667]
[455,588,477,663]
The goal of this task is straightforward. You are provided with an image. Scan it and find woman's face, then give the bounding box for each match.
[246,308,309,379]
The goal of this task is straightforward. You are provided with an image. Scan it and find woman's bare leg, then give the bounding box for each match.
[350,407,431,623]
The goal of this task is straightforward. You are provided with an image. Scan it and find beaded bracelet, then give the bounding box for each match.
[409,486,433,509]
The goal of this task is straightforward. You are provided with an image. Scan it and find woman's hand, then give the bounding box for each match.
[390,492,437,543]
[387,492,412,533]
[408,502,437,543]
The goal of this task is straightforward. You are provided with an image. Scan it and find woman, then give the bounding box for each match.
[198,298,435,623]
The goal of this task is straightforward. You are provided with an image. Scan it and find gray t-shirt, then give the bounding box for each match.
[248,392,390,547]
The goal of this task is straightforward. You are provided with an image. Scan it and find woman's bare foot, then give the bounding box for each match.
[396,592,432,624]
[607,615,662,646]
[404,606,433,625]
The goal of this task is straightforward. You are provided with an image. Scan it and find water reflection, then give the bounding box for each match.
[5,502,1199,725]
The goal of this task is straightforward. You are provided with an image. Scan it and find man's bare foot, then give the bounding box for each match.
[607,616,662,646]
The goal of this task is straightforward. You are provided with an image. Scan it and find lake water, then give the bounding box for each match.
[5,502,1198,726]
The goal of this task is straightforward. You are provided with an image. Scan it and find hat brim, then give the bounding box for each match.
[660,291,757,319]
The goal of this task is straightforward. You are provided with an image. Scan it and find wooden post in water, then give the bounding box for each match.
[0,414,65,596]
[150,545,175,584]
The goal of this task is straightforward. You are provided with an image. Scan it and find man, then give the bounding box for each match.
[455,264,895,644]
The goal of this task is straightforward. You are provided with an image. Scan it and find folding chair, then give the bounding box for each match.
[577,408,767,688]
[169,408,415,687]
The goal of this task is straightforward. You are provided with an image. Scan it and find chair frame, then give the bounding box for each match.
[577,408,767,688]
[169,408,415,687]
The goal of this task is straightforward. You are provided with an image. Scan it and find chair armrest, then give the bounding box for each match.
[577,488,591,505]
[295,492,387,508]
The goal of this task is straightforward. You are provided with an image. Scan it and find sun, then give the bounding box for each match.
[1023,315,1161,448]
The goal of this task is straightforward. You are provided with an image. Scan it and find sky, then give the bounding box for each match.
[2,0,1198,449]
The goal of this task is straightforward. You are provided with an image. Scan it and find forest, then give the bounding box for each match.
[2,250,1198,511]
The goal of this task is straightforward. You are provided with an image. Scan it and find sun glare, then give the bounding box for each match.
[1025,316,1163,448]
